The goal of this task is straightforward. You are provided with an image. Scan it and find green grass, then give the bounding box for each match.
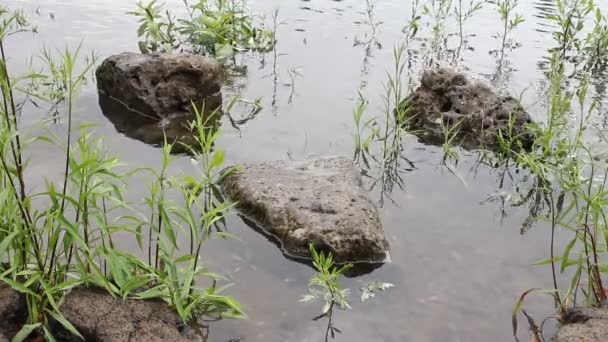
[0,6,243,340]
[129,0,275,61]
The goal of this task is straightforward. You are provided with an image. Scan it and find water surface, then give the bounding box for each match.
[5,0,605,341]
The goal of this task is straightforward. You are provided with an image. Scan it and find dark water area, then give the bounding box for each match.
[5,0,608,341]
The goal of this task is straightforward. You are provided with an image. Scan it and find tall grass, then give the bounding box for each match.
[503,25,608,342]
[0,6,242,340]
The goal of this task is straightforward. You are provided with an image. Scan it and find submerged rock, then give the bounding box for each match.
[401,68,534,150]
[222,157,390,263]
[57,287,206,342]
[551,306,608,342]
[96,52,222,149]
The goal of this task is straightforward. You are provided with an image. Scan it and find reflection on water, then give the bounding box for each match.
[533,0,558,33]
[98,93,206,152]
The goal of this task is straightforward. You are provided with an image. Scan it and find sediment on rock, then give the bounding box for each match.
[222,157,390,263]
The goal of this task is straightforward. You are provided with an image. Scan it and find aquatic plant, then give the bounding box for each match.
[423,0,454,64]
[0,6,242,340]
[350,41,417,205]
[354,0,383,71]
[128,0,179,54]
[583,7,608,71]
[129,0,275,59]
[546,0,595,58]
[300,244,352,341]
[454,0,488,59]
[494,0,524,59]
[493,46,608,342]
[300,244,393,341]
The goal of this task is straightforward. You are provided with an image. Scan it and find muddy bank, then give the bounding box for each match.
[402,68,535,150]
[551,306,608,341]
[0,284,207,341]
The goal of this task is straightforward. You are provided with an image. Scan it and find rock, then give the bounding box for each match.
[401,68,534,150]
[551,307,608,342]
[222,157,390,263]
[56,287,206,342]
[0,281,26,339]
[96,52,222,150]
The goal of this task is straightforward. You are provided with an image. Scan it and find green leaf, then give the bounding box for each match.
[532,257,561,266]
[137,287,166,300]
[12,323,41,342]
[46,309,83,340]
[560,236,578,273]
[215,43,234,59]
[175,254,195,263]
[0,277,40,298]
[0,230,19,256]
[209,150,225,170]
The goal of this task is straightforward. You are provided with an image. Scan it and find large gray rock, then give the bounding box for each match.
[96,52,222,150]
[551,307,608,342]
[401,68,534,150]
[222,157,390,263]
[57,287,207,342]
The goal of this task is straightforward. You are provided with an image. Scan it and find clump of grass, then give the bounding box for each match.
[496,39,608,342]
[0,6,243,340]
[546,0,595,59]
[351,42,416,203]
[300,244,393,341]
[129,0,275,60]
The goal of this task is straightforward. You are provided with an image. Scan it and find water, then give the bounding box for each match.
[4,0,606,341]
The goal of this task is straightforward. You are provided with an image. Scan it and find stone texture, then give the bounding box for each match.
[0,281,26,339]
[56,287,206,342]
[222,157,390,263]
[96,52,222,150]
[551,307,608,342]
[401,68,534,150]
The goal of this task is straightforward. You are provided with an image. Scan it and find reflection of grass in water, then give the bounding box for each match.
[351,42,416,205]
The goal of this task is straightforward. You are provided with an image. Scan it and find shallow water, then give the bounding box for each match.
[4,0,608,341]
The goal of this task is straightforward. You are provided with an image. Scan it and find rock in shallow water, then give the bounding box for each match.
[402,68,535,150]
[96,52,222,149]
[0,282,206,341]
[551,306,608,342]
[57,287,206,342]
[222,157,390,263]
